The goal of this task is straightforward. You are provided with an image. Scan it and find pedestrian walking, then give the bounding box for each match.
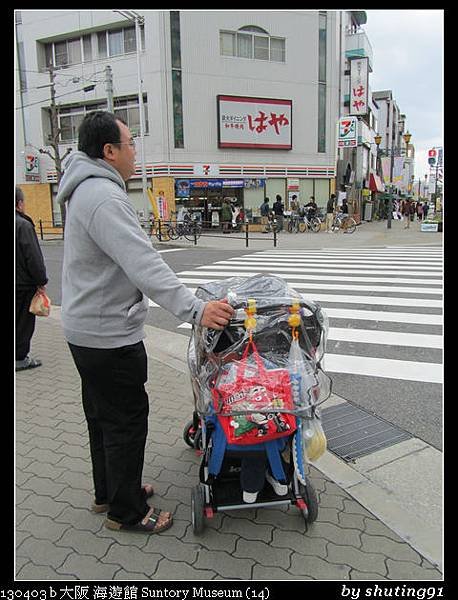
[416,201,423,221]
[260,197,270,232]
[423,201,429,220]
[56,111,234,535]
[273,194,284,231]
[325,194,336,233]
[221,197,232,233]
[402,198,411,229]
[15,186,49,372]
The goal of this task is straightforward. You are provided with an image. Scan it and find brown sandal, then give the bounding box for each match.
[91,483,155,513]
[105,507,173,534]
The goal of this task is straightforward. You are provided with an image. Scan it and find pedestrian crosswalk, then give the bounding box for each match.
[149,245,443,385]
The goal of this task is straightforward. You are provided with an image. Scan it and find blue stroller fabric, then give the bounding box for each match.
[206,415,288,482]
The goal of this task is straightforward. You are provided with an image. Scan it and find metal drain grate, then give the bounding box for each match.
[321,402,412,462]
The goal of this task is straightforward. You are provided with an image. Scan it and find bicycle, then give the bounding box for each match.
[287,213,301,233]
[331,212,357,234]
[167,219,203,241]
[297,213,322,233]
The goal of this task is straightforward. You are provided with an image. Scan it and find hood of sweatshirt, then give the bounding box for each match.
[56,151,126,206]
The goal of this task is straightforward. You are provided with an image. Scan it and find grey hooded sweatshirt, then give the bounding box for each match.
[57,151,205,348]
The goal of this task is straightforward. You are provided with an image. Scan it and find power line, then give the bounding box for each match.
[16,83,101,111]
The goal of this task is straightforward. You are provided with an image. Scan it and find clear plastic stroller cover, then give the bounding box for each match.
[187,274,331,418]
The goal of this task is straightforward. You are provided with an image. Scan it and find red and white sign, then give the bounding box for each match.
[349,58,369,116]
[217,95,292,150]
[338,116,358,147]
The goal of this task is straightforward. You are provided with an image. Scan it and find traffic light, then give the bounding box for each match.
[428,149,437,166]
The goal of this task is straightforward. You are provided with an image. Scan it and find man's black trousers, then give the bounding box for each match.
[16,287,37,361]
[68,341,150,525]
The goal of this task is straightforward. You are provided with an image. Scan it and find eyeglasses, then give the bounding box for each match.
[108,140,136,147]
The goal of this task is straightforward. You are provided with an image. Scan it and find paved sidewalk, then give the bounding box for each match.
[16,314,442,581]
[151,218,443,251]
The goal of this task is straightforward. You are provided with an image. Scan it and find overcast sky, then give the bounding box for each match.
[363,9,443,180]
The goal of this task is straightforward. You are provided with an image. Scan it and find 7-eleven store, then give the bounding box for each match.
[147,162,336,230]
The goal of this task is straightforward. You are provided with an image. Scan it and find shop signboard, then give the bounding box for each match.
[194,164,220,177]
[24,151,40,182]
[349,57,369,116]
[217,95,292,150]
[421,222,439,232]
[244,179,265,188]
[337,116,358,147]
[176,179,191,197]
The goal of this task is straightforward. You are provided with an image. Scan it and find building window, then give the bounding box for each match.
[220,27,286,62]
[43,26,144,70]
[56,95,148,142]
[170,11,184,148]
[317,12,327,153]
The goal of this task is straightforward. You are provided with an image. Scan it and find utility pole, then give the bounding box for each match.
[105,65,114,113]
[38,63,72,232]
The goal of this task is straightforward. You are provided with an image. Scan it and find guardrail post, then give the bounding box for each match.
[39,220,43,240]
[245,219,249,248]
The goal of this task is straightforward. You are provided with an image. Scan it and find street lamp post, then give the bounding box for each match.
[376,131,412,229]
[374,133,382,219]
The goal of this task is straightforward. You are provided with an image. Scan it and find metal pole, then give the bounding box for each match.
[134,16,148,217]
[245,219,249,248]
[39,219,43,240]
[105,65,114,113]
[388,149,394,229]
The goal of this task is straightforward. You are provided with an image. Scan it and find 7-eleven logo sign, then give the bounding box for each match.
[194,164,220,177]
[338,116,358,147]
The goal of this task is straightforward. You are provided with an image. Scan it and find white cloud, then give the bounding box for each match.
[364,10,443,177]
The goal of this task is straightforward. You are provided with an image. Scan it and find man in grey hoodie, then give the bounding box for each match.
[57,111,234,534]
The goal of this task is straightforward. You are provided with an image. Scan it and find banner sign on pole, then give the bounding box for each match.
[349,57,369,116]
[392,157,404,187]
[381,157,391,185]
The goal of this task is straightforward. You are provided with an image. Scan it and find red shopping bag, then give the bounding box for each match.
[212,338,296,445]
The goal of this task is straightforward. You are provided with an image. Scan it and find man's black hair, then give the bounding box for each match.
[78,111,127,159]
[16,185,24,206]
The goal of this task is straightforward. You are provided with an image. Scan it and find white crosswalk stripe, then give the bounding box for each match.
[148,246,443,384]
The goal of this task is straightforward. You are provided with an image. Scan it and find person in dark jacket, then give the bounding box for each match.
[272,194,284,231]
[15,186,48,371]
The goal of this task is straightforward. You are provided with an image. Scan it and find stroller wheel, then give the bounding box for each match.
[297,476,319,524]
[191,484,205,535]
[183,420,198,448]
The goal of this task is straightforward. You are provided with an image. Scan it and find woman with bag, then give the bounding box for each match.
[15,186,49,371]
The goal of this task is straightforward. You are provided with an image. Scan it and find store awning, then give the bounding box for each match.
[369,173,385,193]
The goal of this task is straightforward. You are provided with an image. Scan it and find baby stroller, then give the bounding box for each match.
[185,274,332,535]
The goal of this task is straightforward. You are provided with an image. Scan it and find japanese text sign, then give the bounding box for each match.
[217,95,292,149]
[337,116,358,147]
[349,57,369,116]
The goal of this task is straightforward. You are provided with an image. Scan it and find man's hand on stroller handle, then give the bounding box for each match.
[201,300,235,330]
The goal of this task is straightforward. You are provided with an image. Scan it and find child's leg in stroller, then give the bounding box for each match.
[240,452,267,502]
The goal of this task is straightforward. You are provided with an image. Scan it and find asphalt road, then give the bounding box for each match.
[40,240,442,450]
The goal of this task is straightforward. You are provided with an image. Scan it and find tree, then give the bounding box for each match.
[38,64,72,232]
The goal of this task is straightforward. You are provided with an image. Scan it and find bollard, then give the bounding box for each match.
[274,225,277,247]
[194,222,197,246]
[39,219,44,240]
[158,219,162,242]
[245,219,249,248]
